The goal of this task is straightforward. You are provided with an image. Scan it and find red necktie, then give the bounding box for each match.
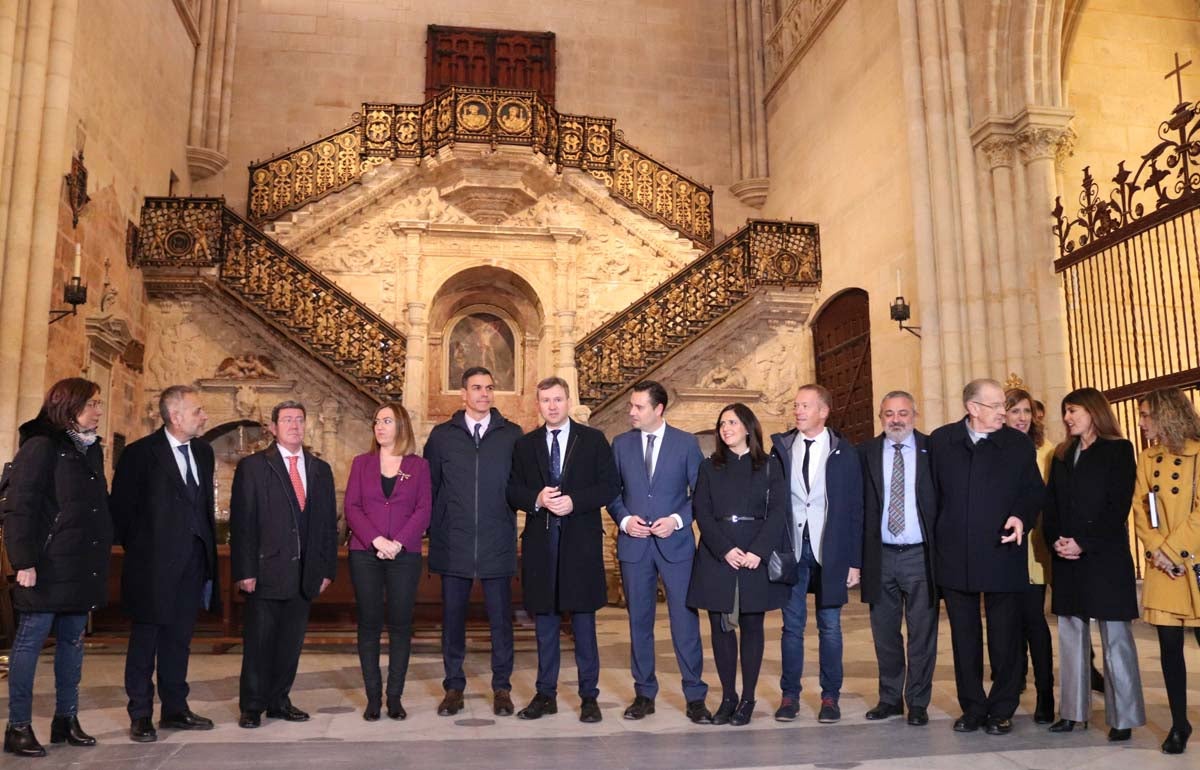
[288,454,306,510]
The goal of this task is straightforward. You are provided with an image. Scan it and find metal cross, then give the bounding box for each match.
[1165,51,1193,105]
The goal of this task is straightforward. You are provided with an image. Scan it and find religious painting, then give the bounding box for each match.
[446,311,518,391]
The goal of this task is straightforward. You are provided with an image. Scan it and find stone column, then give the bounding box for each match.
[396,222,428,422]
[726,0,769,208]
[977,133,1025,375]
[1015,111,1075,416]
[187,0,238,180]
[549,227,582,396]
[0,0,21,271]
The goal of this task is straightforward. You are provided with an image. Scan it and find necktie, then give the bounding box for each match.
[801,438,815,492]
[288,454,306,510]
[473,422,482,448]
[177,444,199,493]
[644,433,656,480]
[887,443,905,536]
[549,429,562,487]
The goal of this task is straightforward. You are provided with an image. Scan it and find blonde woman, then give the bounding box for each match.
[1132,388,1200,754]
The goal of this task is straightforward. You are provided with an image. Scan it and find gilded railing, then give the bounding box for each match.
[246,87,713,245]
[137,197,406,403]
[575,220,820,408]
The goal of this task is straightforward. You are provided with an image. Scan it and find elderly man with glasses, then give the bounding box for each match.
[929,379,1044,736]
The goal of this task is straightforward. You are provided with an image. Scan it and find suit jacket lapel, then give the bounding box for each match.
[534,426,552,487]
[268,446,302,510]
[866,435,885,508]
[561,421,581,484]
[153,428,190,499]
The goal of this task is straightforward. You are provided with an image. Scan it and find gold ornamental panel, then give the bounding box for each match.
[136,197,224,266]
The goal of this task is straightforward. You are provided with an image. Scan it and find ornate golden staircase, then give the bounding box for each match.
[576,220,820,409]
[247,86,714,247]
[135,197,406,404]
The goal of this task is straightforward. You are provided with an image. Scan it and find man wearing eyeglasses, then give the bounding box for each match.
[929,379,1044,736]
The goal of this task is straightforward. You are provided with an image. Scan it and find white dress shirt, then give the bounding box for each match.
[465,411,491,439]
[165,429,200,486]
[277,444,307,494]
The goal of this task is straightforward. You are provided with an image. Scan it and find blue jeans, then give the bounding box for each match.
[7,612,89,726]
[779,538,843,701]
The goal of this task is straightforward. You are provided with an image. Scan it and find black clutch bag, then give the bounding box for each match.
[765,460,799,585]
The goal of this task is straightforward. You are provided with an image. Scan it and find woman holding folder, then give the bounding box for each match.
[1132,387,1200,755]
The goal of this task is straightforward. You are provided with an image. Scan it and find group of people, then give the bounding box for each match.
[2,370,1198,760]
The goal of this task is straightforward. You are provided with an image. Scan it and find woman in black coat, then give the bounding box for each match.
[2,379,113,757]
[687,403,789,727]
[1042,387,1144,741]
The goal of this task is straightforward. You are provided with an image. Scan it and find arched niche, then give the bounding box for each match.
[426,266,545,430]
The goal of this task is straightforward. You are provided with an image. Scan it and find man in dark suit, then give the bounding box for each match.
[930,378,1044,735]
[608,380,709,723]
[770,384,863,724]
[111,385,221,742]
[230,400,338,728]
[507,376,619,723]
[858,390,938,727]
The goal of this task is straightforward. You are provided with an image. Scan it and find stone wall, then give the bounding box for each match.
[207,0,755,235]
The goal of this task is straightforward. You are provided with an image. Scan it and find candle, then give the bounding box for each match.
[72,243,81,279]
[895,268,902,298]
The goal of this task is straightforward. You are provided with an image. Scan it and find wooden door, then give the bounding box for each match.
[813,289,874,443]
[426,26,556,105]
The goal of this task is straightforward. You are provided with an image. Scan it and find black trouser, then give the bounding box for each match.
[239,592,312,713]
[440,574,513,693]
[1156,625,1196,730]
[1018,584,1054,696]
[708,611,765,702]
[125,538,207,719]
[942,588,1022,720]
[349,549,422,700]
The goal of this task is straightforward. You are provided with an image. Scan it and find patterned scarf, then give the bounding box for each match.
[65,426,98,453]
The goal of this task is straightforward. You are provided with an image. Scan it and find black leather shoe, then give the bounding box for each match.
[50,715,95,746]
[129,716,158,742]
[387,696,407,720]
[266,704,309,722]
[160,709,214,730]
[953,714,982,732]
[985,717,1013,735]
[712,697,738,725]
[1163,724,1192,754]
[363,699,381,722]
[1033,693,1055,724]
[908,706,929,726]
[686,700,713,724]
[4,724,46,757]
[1108,727,1132,742]
[729,699,755,726]
[517,693,558,720]
[623,695,655,720]
[493,690,514,717]
[1049,718,1086,732]
[437,689,464,716]
[580,697,602,723]
[1091,666,1106,694]
[865,702,903,720]
[238,711,262,729]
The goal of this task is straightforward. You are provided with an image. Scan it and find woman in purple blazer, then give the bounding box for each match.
[345,402,431,722]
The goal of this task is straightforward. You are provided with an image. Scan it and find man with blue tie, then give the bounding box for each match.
[609,381,710,723]
[858,391,938,726]
[111,385,221,742]
[507,377,619,723]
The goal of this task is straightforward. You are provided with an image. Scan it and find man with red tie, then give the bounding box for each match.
[230,400,338,728]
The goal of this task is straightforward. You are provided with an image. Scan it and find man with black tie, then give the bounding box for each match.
[111,385,221,742]
[930,378,1044,735]
[230,400,338,728]
[507,377,619,723]
[858,391,938,727]
[609,380,710,723]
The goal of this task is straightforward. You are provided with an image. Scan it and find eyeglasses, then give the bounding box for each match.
[971,401,1005,412]
[85,399,103,409]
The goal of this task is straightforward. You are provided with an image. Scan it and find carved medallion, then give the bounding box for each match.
[497,98,531,135]
[457,98,491,132]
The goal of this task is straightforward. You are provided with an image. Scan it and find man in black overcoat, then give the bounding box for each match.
[929,378,1044,735]
[230,400,338,728]
[507,377,619,723]
[858,390,938,726]
[111,385,221,742]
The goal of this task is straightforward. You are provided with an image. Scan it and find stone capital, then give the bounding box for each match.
[978,136,1017,170]
[1017,126,1072,163]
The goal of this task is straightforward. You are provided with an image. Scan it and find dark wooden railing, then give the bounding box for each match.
[575,220,820,409]
[247,86,714,246]
[136,197,406,403]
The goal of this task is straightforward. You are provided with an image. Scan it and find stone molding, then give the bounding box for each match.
[186,145,228,180]
[764,0,848,98]
[730,177,770,208]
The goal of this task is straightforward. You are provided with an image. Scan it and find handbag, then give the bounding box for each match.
[765,459,799,585]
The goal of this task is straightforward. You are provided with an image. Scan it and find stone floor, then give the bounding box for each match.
[2,603,1197,768]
